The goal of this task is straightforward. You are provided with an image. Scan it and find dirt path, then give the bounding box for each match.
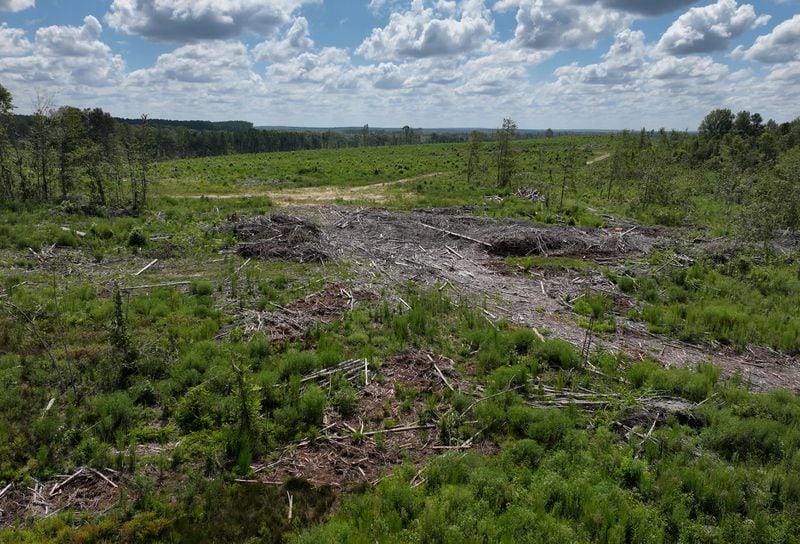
[587,153,611,165]
[280,206,799,393]
[166,172,441,204]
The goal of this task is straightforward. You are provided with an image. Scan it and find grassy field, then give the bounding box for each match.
[2,134,799,543]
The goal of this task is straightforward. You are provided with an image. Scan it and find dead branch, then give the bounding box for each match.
[415,221,491,247]
[120,281,192,291]
[134,258,158,276]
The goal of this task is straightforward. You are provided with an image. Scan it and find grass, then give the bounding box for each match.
[612,257,800,353]
[2,132,800,542]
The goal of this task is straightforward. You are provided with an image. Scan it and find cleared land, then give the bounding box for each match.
[2,133,800,542]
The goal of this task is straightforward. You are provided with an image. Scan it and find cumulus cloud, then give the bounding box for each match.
[266,46,351,86]
[646,55,729,84]
[357,0,493,59]
[554,28,647,85]
[130,40,257,84]
[253,17,314,62]
[0,24,31,55]
[105,0,317,42]
[0,16,124,88]
[657,0,770,55]
[766,61,800,82]
[496,0,629,51]
[0,0,34,12]
[734,14,800,63]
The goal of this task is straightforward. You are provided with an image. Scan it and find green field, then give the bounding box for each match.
[2,123,800,543]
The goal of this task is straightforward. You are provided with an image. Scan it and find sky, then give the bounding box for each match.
[0,0,798,130]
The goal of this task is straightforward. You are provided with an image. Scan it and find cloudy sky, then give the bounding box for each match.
[1,0,798,129]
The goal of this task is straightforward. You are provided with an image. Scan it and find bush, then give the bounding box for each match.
[299,385,326,427]
[189,280,213,296]
[536,339,581,370]
[175,385,223,432]
[93,392,135,441]
[128,230,147,247]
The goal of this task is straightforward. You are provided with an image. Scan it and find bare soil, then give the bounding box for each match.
[0,468,122,527]
[257,351,484,488]
[220,284,373,342]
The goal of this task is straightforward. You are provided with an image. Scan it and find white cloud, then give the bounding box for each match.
[657,0,770,55]
[357,0,493,59]
[766,61,800,82]
[130,41,258,84]
[105,0,318,42]
[253,16,314,63]
[266,46,351,86]
[734,14,800,63]
[554,28,647,86]
[497,0,629,51]
[0,24,31,55]
[542,27,739,129]
[0,16,124,89]
[0,0,34,12]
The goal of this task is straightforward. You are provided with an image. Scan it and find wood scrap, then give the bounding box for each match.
[134,258,158,276]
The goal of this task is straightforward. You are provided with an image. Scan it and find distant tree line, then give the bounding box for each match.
[8,112,474,165]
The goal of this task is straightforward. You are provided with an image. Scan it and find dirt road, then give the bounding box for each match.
[167,172,441,204]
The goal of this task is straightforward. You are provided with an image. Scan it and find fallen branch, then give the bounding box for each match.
[91,468,118,488]
[445,245,464,259]
[50,468,83,496]
[120,281,192,291]
[433,363,454,392]
[415,221,491,247]
[134,258,158,276]
[236,257,252,273]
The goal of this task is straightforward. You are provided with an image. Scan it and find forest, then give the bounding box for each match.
[1,82,800,543]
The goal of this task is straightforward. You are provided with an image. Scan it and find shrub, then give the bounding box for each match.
[128,230,147,247]
[93,392,135,441]
[299,385,326,427]
[189,280,213,296]
[536,339,581,370]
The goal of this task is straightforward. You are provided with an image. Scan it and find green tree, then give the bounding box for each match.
[30,94,57,201]
[495,117,517,186]
[465,130,483,185]
[699,108,734,139]
[54,106,89,200]
[0,84,15,201]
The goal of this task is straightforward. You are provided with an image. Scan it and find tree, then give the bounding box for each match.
[495,117,517,186]
[0,85,15,201]
[54,106,89,200]
[31,93,56,201]
[465,130,483,185]
[361,124,369,147]
[135,114,154,210]
[699,108,734,139]
[402,125,413,145]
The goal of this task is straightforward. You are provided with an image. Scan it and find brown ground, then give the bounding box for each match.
[168,172,440,203]
[256,351,484,488]
[0,468,122,527]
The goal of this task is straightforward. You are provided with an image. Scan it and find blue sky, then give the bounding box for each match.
[1,0,798,129]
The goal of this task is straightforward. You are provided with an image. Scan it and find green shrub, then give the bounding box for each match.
[189,280,213,296]
[299,385,326,427]
[92,392,135,441]
[128,230,147,247]
[536,339,581,370]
